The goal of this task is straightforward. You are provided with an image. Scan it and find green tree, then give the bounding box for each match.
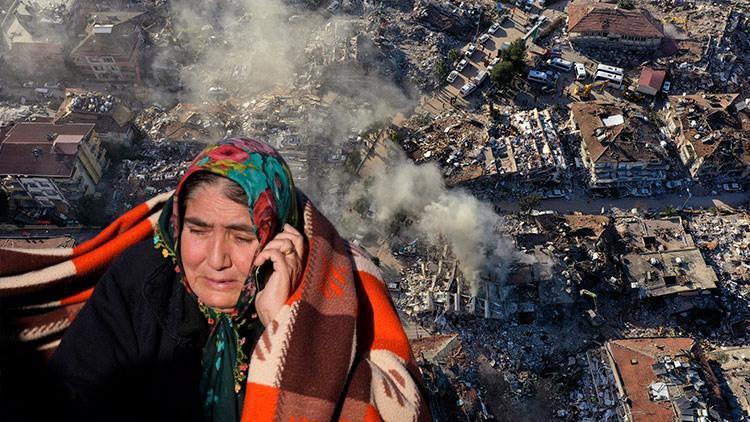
[490,60,516,87]
[448,48,460,64]
[503,39,527,71]
[617,0,634,9]
[434,57,449,82]
[518,194,542,214]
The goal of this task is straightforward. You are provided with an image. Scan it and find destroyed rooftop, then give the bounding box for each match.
[570,102,665,164]
[668,93,750,160]
[566,2,665,38]
[3,0,73,43]
[55,89,134,130]
[606,338,724,422]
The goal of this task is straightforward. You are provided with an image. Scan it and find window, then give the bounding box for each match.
[92,65,106,71]
[102,56,115,63]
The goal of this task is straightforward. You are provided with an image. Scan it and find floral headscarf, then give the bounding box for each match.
[153,137,299,421]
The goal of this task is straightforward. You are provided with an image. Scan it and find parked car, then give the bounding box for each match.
[490,57,500,66]
[478,34,490,45]
[666,179,683,189]
[459,82,477,97]
[465,44,476,58]
[456,58,468,72]
[446,70,460,83]
[661,80,671,93]
[524,0,533,12]
[722,182,741,192]
[488,22,501,34]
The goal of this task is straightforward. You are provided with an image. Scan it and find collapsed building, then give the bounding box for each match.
[566,3,666,52]
[0,0,87,75]
[54,89,135,146]
[585,338,728,422]
[401,108,567,192]
[616,216,718,298]
[570,101,671,196]
[663,93,750,185]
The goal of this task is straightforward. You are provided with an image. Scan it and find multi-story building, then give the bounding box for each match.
[69,12,145,82]
[0,122,108,205]
[570,102,670,194]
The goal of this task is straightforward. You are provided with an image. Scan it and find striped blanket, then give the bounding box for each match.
[0,192,430,421]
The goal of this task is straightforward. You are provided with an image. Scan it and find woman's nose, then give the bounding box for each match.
[206,235,231,270]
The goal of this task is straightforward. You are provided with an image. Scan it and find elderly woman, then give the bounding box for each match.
[48,138,429,421]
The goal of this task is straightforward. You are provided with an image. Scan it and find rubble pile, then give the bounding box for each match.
[67,91,115,114]
[105,138,204,215]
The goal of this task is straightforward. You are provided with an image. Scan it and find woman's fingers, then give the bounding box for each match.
[253,225,306,326]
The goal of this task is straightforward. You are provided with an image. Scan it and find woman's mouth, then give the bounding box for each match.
[203,277,242,290]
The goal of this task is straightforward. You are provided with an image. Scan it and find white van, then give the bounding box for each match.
[575,62,587,80]
[527,70,550,84]
[594,70,623,89]
[460,82,477,97]
[547,57,572,72]
[473,70,488,86]
[596,63,624,76]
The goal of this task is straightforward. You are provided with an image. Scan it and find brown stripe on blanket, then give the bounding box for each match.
[0,249,70,277]
[279,301,356,400]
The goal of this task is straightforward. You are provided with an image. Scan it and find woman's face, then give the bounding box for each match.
[179,182,258,313]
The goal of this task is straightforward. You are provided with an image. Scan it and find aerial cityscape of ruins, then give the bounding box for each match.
[0,0,749,420]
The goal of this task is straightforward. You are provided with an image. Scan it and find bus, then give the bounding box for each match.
[596,63,624,76]
[594,70,623,89]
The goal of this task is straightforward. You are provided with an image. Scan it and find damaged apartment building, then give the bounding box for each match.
[570,101,672,196]
[616,216,718,299]
[0,121,108,221]
[566,2,666,52]
[663,93,750,185]
[584,338,728,421]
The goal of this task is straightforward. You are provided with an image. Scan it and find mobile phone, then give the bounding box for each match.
[254,261,274,291]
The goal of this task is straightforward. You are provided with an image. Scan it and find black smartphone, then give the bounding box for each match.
[253,261,274,291]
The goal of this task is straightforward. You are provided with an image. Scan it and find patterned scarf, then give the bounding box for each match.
[153,137,299,421]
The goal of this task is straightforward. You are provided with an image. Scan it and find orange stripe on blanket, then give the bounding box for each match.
[364,403,384,422]
[356,271,411,361]
[241,382,280,421]
[60,286,94,305]
[72,201,151,256]
[72,218,156,275]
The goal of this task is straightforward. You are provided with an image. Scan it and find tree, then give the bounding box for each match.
[503,39,527,71]
[448,48,460,64]
[434,57,450,83]
[518,194,542,214]
[617,0,634,9]
[490,60,516,87]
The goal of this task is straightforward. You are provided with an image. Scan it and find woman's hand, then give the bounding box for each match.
[254,224,306,326]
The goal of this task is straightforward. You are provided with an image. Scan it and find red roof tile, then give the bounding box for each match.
[568,3,664,38]
[0,122,94,177]
[608,338,696,422]
[638,67,666,90]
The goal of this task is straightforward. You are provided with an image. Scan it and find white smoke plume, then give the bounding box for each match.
[372,157,521,296]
